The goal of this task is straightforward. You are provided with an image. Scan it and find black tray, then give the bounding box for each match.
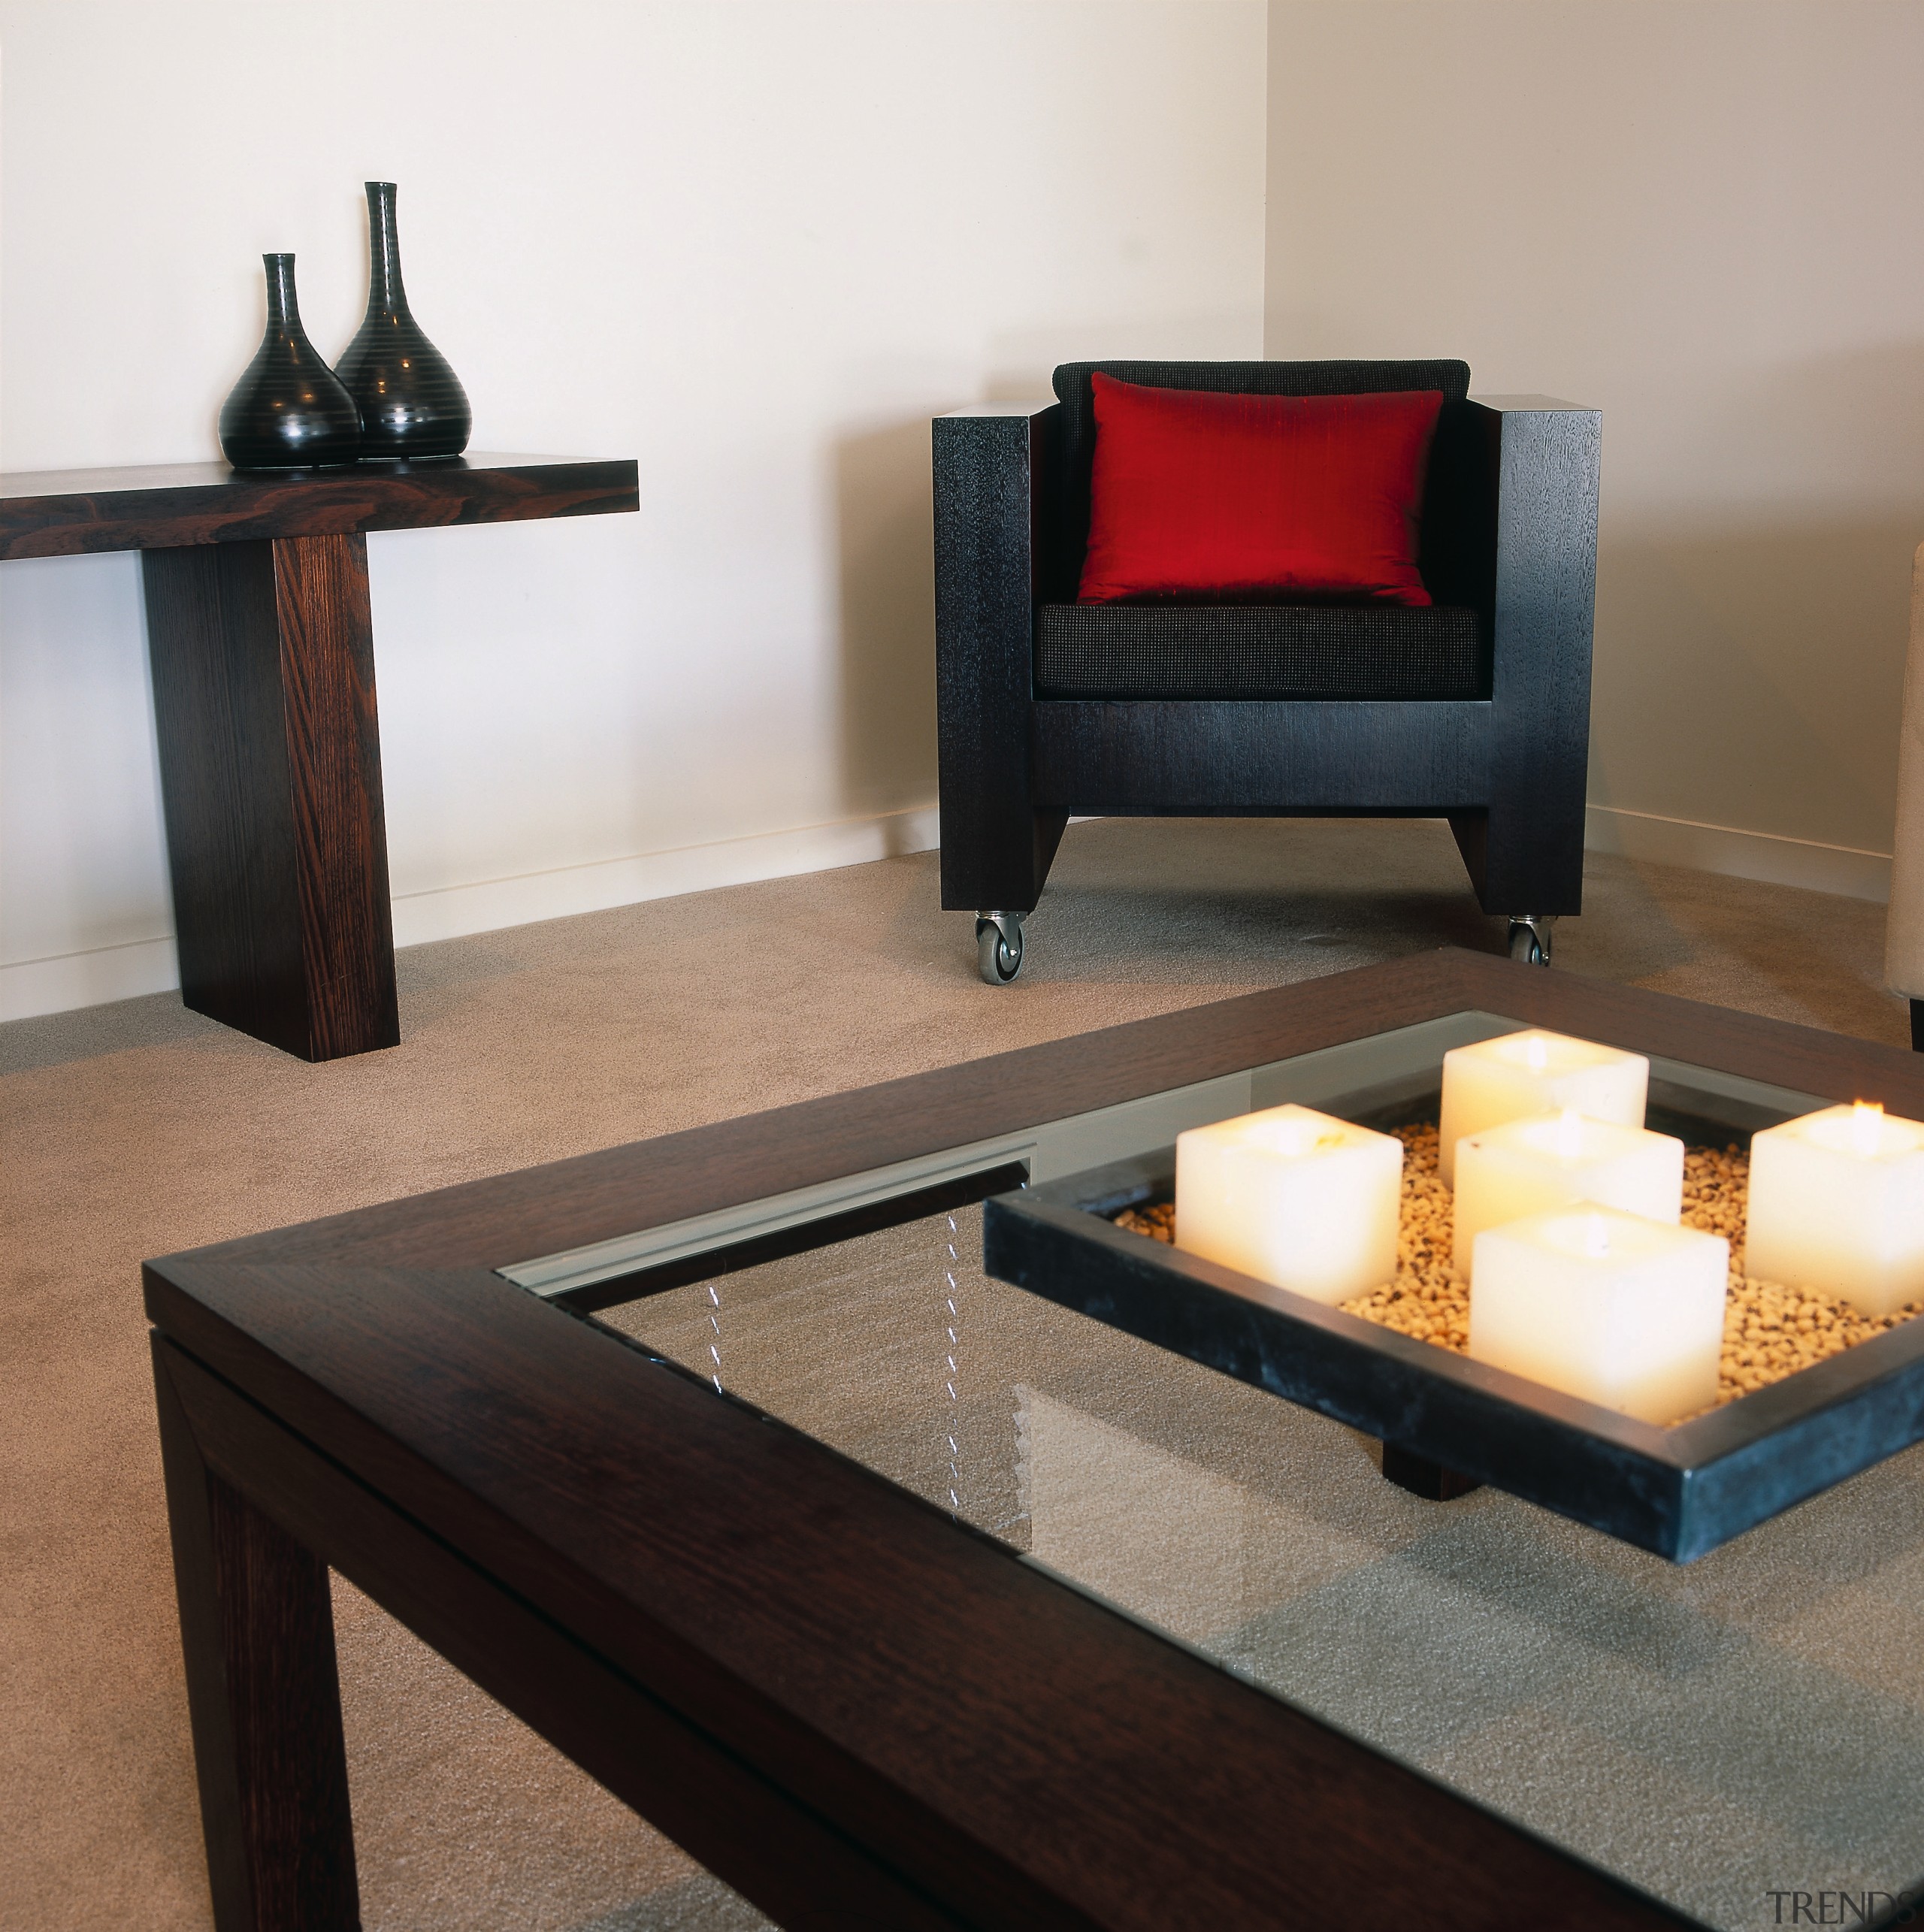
[983,1074,1924,1561]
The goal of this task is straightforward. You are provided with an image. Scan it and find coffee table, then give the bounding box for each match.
[144,951,1924,1930]
[1,455,639,1060]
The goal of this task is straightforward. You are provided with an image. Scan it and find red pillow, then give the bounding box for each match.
[1077,374,1443,607]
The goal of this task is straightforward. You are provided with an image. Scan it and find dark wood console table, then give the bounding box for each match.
[0,456,639,1060]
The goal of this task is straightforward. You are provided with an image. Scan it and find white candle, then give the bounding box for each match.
[1469,1206,1729,1425]
[1745,1102,1924,1317]
[1175,1103,1402,1305]
[1451,1108,1684,1279]
[1438,1029,1650,1186]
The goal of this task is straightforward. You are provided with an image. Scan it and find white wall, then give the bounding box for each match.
[1269,0,1924,899]
[0,0,1267,1017]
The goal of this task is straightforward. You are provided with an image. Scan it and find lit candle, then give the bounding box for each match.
[1437,1029,1650,1186]
[1745,1102,1924,1317]
[1469,1206,1729,1424]
[1175,1103,1402,1305]
[1451,1108,1684,1278]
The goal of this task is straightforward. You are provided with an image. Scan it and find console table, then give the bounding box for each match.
[0,456,639,1060]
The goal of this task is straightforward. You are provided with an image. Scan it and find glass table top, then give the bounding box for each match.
[516,1014,1924,1932]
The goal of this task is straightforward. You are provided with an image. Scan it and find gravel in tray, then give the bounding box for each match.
[1110,1120,1922,1410]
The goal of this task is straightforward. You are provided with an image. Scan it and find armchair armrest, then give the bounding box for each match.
[1455,395,1602,915]
[932,399,1060,638]
[932,401,1066,911]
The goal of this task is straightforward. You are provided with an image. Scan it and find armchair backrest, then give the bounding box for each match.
[1043,360,1484,611]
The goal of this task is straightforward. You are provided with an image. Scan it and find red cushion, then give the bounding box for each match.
[1077,374,1444,607]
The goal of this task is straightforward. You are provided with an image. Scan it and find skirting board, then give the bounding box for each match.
[0,804,941,1024]
[1584,804,1892,905]
[1,802,1889,1023]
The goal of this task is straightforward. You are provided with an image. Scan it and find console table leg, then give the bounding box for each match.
[142,535,400,1060]
[153,1337,362,1930]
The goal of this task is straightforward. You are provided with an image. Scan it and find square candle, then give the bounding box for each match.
[1175,1103,1402,1306]
[1469,1206,1729,1425]
[1452,1109,1684,1279]
[1745,1102,1924,1317]
[1438,1029,1649,1187]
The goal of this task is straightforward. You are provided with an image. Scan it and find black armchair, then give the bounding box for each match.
[931,361,1601,982]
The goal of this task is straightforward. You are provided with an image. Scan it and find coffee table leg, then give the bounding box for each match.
[153,1337,362,1930]
[143,534,401,1060]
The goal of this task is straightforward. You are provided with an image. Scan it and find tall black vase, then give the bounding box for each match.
[218,255,362,470]
[334,182,472,461]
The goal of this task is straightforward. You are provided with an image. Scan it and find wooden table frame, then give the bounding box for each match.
[144,951,1924,1931]
[2,457,639,1060]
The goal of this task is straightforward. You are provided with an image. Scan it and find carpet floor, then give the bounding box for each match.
[0,815,1905,1930]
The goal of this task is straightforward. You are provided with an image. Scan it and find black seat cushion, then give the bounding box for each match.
[1033,602,1484,701]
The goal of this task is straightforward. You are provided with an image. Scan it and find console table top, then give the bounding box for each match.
[0,452,639,560]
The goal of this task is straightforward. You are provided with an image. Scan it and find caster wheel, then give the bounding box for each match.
[976,913,1024,985]
[1507,917,1553,966]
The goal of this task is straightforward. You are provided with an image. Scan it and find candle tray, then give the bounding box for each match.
[983,1065,1924,1562]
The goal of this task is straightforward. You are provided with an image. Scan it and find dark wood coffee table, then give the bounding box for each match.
[144,952,1924,1930]
[1,455,638,1060]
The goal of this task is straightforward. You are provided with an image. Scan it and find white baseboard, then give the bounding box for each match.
[0,804,942,1024]
[388,803,941,947]
[1585,804,1892,904]
[0,934,183,1022]
[1,800,1887,1025]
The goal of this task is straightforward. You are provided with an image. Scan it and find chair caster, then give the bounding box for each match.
[976,912,1025,985]
[1507,915,1556,966]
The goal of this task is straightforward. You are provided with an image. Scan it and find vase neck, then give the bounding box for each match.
[365,181,410,316]
[263,253,301,328]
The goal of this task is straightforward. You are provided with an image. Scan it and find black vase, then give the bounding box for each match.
[334,182,471,461]
[218,255,362,470]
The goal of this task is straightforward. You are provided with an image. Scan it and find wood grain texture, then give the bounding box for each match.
[147,966,1924,1932]
[186,951,1483,1273]
[176,948,1924,1281]
[143,957,1912,1925]
[930,365,1601,931]
[144,1244,1684,1932]
[932,407,1067,910]
[1031,697,1493,812]
[1458,399,1602,916]
[271,537,397,1060]
[156,1337,967,1932]
[142,537,398,1060]
[17,452,637,1060]
[0,455,638,560]
[153,1337,360,1932]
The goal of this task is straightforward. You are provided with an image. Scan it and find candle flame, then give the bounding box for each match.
[1850,1100,1885,1156]
[1554,1108,1584,1158]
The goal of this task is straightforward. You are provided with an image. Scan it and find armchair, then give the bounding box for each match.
[932,361,1602,982]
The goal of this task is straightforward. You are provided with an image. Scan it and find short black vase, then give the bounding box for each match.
[334,182,472,461]
[218,254,362,470]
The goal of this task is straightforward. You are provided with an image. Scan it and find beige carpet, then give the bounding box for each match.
[0,816,1906,1931]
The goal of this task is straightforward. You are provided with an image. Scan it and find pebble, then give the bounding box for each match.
[1112,1120,1922,1411]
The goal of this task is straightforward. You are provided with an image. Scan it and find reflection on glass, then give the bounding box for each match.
[594,1202,1924,1931]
